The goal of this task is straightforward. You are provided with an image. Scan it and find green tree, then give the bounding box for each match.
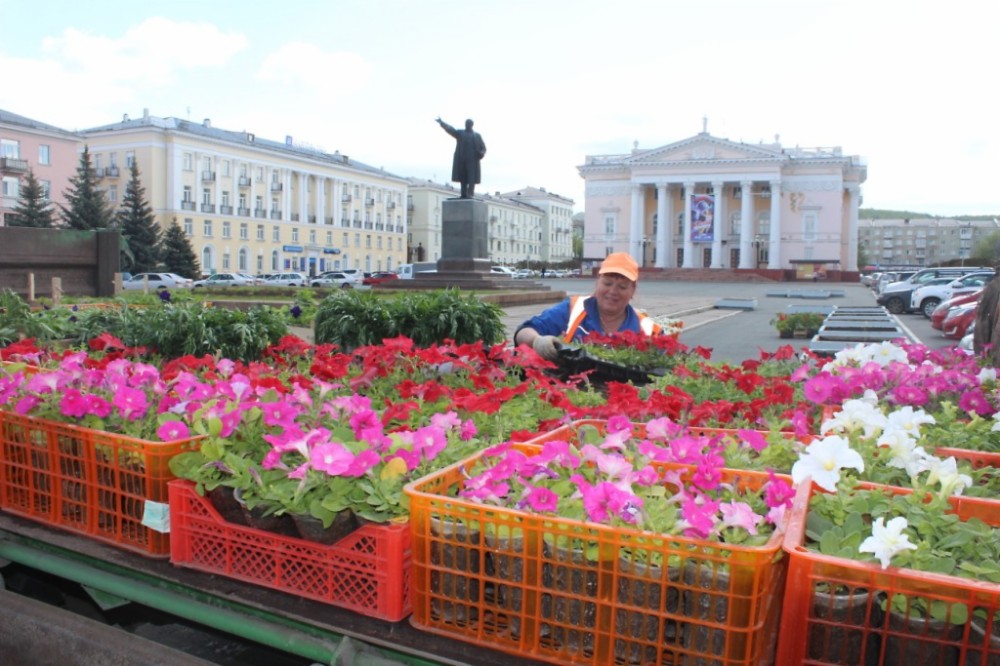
[115,161,161,272]
[161,218,200,279]
[9,169,54,228]
[60,146,114,230]
[972,230,1000,266]
[572,233,583,260]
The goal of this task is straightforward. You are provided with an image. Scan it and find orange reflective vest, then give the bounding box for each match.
[562,296,662,344]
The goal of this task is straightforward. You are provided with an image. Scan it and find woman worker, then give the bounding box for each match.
[513,252,662,360]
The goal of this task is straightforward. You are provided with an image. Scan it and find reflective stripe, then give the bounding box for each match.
[638,313,662,336]
[563,296,587,343]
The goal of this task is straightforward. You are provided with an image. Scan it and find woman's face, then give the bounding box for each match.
[594,273,636,316]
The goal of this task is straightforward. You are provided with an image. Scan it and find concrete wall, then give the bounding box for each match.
[0,227,120,298]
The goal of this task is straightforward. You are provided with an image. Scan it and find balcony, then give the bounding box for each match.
[238,177,252,187]
[105,166,120,178]
[271,182,283,192]
[0,157,28,173]
[219,205,234,215]
[353,220,362,229]
[365,198,375,207]
[181,201,196,211]
[291,213,300,222]
[341,217,351,226]
[342,194,352,202]
[200,204,216,213]
[93,167,105,177]
[387,201,396,209]
[254,208,267,218]
[270,210,282,220]
[324,216,334,225]
[238,207,251,216]
[364,222,374,230]
[308,215,317,224]
[375,223,385,231]
[202,171,216,182]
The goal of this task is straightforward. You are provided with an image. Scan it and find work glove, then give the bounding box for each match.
[532,335,563,361]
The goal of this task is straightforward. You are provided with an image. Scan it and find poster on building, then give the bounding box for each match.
[691,194,714,242]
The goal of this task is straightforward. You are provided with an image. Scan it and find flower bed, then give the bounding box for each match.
[776,480,1000,665]
[169,480,411,621]
[405,434,791,666]
[0,411,201,556]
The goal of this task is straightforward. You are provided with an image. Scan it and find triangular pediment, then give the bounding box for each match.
[626,134,783,165]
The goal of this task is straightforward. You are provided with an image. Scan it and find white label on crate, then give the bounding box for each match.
[142,500,170,533]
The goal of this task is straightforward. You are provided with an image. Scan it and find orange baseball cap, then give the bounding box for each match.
[598,252,639,282]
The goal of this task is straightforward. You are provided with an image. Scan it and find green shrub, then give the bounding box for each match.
[314,288,505,350]
[0,290,70,346]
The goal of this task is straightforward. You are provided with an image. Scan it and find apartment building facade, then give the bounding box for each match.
[80,111,409,276]
[500,186,575,264]
[0,109,81,228]
[859,217,1000,267]
[578,129,867,272]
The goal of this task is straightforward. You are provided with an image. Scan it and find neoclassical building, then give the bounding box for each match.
[578,129,867,274]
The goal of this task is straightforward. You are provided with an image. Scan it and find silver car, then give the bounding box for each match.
[122,272,194,290]
[262,272,308,287]
[192,272,258,288]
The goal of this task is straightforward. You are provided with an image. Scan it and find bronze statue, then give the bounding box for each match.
[436,117,486,198]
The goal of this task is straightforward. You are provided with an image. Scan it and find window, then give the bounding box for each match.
[2,177,19,198]
[39,180,51,199]
[109,153,118,167]
[202,188,211,205]
[354,233,360,248]
[291,228,299,243]
[183,186,192,202]
[38,145,50,165]
[203,157,212,172]
[343,232,349,246]
[256,254,263,272]
[326,231,332,245]
[222,160,231,177]
[238,248,248,271]
[108,185,118,202]
[239,193,247,209]
[255,195,263,211]
[203,220,213,237]
[202,247,213,273]
[240,164,248,178]
[125,151,135,167]
[308,230,316,244]
[221,191,230,207]
[184,218,193,236]
[604,215,615,239]
[270,198,279,212]
[1,139,19,158]
[731,212,741,236]
[222,251,230,270]
[376,237,382,249]
[222,221,231,239]
[256,224,264,241]
[366,235,372,248]
[183,153,193,170]
[272,226,280,242]
[240,223,248,240]
[257,167,264,181]
[802,212,818,242]
[94,154,102,170]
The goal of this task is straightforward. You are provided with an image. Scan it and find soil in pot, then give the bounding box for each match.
[206,486,249,526]
[233,488,298,537]
[291,510,359,546]
[614,556,684,665]
[429,518,482,627]
[884,607,963,666]
[807,586,882,666]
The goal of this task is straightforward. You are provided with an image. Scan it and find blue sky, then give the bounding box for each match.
[2,0,997,216]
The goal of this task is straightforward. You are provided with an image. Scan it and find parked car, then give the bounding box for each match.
[943,303,978,340]
[262,272,308,287]
[362,271,400,286]
[122,272,193,290]
[514,269,533,279]
[337,269,363,284]
[911,271,994,318]
[311,272,353,288]
[930,290,982,330]
[192,272,257,288]
[876,268,988,314]
[491,266,516,278]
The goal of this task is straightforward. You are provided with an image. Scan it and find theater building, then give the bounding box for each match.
[578,126,867,278]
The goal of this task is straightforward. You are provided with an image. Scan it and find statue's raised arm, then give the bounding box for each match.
[436,117,485,199]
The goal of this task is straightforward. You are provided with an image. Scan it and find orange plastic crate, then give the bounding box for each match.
[405,434,789,666]
[935,446,1000,471]
[168,480,412,622]
[777,480,1000,665]
[0,410,200,556]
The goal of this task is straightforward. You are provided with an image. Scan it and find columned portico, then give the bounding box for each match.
[655,183,670,268]
[630,184,643,260]
[682,182,695,268]
[767,180,781,269]
[738,180,753,268]
[711,180,724,268]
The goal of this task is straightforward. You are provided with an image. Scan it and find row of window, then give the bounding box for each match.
[1,139,51,165]
[200,247,397,275]
[182,218,404,251]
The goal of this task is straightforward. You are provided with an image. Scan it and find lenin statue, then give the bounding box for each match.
[436,117,486,198]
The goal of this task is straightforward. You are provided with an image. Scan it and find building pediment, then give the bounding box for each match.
[626,134,783,165]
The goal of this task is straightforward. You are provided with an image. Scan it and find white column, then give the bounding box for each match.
[682,182,695,268]
[656,183,669,268]
[298,172,308,224]
[711,180,724,268]
[846,184,860,271]
[630,184,643,259]
[738,181,753,268]
[767,180,781,269]
[317,177,326,224]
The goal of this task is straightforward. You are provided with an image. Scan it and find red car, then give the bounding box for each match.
[942,303,978,340]
[930,290,981,330]
[362,271,400,286]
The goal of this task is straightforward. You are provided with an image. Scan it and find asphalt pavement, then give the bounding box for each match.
[503,278,960,365]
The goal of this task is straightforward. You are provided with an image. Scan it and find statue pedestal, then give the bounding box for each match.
[438,199,491,274]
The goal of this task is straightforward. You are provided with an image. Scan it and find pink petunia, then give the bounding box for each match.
[156,421,191,441]
[719,500,763,535]
[459,419,478,441]
[681,495,720,539]
[59,389,89,419]
[737,429,768,453]
[523,486,559,513]
[310,441,355,476]
[114,386,149,422]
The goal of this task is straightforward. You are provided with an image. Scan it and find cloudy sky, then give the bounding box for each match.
[2,0,997,216]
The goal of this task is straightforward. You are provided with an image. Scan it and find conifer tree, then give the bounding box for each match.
[60,146,114,230]
[9,169,54,228]
[161,219,200,279]
[115,161,161,273]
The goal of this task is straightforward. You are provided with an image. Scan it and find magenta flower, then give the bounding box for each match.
[59,389,89,419]
[888,383,929,407]
[114,386,149,422]
[86,394,112,418]
[410,425,448,461]
[310,441,355,476]
[156,421,191,441]
[261,400,301,429]
[959,389,994,417]
[764,471,795,509]
[15,395,41,415]
[344,449,380,477]
[430,411,461,430]
[459,419,478,440]
[523,485,559,513]
[737,429,768,453]
[681,495,720,539]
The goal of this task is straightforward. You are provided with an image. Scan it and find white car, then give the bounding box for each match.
[192,272,257,288]
[491,266,516,278]
[910,271,994,318]
[122,272,193,290]
[311,272,354,288]
[336,269,363,284]
[262,272,308,287]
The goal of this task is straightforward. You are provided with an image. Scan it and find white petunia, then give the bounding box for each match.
[885,406,936,439]
[859,516,918,569]
[877,427,931,476]
[822,396,888,438]
[921,456,974,497]
[991,412,1000,433]
[791,435,865,492]
[979,368,998,385]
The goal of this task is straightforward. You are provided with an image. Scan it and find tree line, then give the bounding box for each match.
[8,146,200,279]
